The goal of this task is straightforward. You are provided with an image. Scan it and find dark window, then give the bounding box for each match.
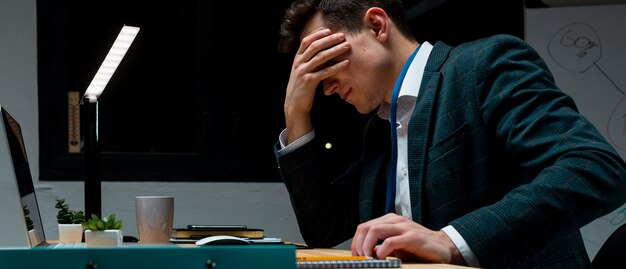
[37,1,300,182]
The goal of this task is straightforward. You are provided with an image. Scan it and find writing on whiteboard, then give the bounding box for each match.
[548,22,626,150]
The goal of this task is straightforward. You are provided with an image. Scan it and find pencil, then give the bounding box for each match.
[296,256,369,262]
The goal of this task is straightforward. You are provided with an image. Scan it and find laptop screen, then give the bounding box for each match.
[1,107,46,246]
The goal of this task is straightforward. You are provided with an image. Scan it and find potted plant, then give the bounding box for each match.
[55,198,85,242]
[82,214,123,246]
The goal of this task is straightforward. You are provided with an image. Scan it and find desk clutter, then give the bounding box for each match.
[169,225,283,245]
[171,225,264,240]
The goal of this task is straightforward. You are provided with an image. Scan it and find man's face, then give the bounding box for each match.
[301,13,394,114]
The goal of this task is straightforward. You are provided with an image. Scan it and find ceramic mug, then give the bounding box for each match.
[135,196,174,244]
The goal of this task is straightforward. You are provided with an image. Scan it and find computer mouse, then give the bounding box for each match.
[195,235,250,246]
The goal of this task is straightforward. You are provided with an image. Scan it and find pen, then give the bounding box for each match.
[296,256,368,262]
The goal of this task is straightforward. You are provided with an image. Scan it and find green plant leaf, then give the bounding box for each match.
[55,198,85,224]
[82,213,122,230]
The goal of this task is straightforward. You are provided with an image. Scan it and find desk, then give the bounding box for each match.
[26,241,474,268]
[298,248,475,269]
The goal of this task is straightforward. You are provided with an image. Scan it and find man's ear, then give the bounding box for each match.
[364,7,389,42]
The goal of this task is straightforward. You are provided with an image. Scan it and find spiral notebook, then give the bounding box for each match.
[296,256,401,268]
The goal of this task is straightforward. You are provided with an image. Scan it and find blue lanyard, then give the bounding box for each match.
[385,45,420,214]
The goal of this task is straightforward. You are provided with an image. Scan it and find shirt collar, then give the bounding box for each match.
[378,41,433,120]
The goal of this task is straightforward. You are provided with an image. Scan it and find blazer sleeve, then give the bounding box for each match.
[274,137,360,247]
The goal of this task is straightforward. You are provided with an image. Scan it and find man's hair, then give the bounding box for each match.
[277,0,413,54]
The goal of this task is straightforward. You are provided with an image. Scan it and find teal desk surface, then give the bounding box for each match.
[0,244,296,269]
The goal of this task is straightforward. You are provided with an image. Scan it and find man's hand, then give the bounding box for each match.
[284,28,351,144]
[351,213,466,265]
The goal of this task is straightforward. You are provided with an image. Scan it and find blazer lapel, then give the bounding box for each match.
[408,42,452,223]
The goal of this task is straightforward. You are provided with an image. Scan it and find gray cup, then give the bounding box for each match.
[135,196,174,244]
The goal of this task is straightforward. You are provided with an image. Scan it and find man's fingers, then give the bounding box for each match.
[297,28,331,55]
[296,32,348,76]
[352,221,369,256]
[361,223,403,257]
[353,214,406,257]
[374,234,410,260]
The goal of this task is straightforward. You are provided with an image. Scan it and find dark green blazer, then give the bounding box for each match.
[274,34,626,268]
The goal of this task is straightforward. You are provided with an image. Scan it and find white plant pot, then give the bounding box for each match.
[58,224,83,242]
[84,230,123,247]
[28,229,42,246]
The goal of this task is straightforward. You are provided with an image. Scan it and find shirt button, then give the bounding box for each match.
[402,168,408,176]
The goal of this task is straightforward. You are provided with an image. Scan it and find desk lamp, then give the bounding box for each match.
[81,25,140,218]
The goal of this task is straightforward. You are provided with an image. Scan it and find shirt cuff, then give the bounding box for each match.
[277,128,315,155]
[441,225,481,268]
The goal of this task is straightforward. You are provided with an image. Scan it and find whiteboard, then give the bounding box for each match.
[524,0,626,260]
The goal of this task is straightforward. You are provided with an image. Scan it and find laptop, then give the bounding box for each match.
[0,105,84,248]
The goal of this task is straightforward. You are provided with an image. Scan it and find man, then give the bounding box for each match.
[273,0,626,267]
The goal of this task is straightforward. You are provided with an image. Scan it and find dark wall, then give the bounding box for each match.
[406,0,525,45]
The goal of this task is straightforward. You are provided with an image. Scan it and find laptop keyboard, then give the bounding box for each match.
[48,242,86,249]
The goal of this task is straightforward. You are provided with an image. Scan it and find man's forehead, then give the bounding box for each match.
[300,12,327,41]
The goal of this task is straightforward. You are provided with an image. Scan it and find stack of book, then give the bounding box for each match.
[169,225,266,244]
